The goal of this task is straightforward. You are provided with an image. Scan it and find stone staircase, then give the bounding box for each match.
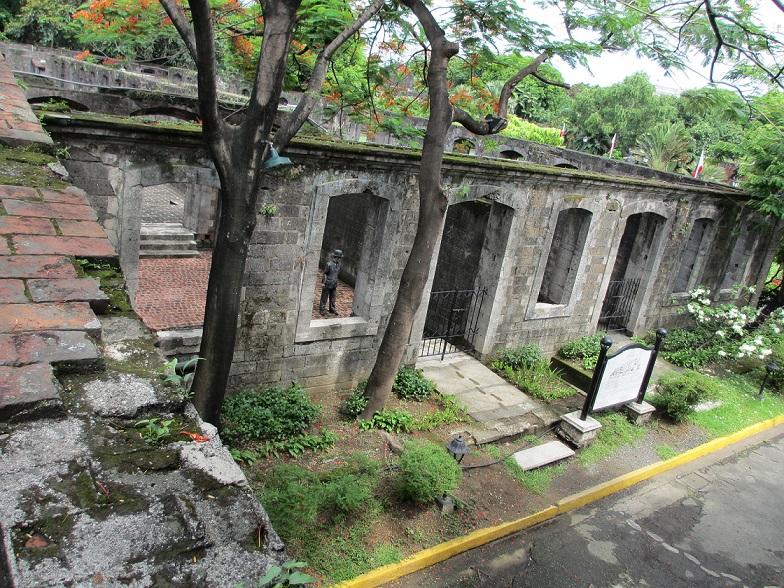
[139,222,199,258]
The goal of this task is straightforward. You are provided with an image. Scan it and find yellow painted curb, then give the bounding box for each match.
[335,414,784,588]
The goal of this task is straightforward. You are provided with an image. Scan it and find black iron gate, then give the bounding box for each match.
[420,287,488,358]
[598,278,641,332]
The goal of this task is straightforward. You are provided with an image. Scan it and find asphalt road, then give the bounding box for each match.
[391,429,784,588]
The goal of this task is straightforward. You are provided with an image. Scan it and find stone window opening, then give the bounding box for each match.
[499,150,523,160]
[720,224,757,291]
[672,217,714,294]
[453,138,475,155]
[310,193,389,323]
[537,208,592,306]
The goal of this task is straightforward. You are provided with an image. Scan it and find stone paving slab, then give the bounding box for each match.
[40,188,90,206]
[0,238,9,255]
[0,331,101,368]
[0,54,52,147]
[57,219,107,238]
[2,199,98,221]
[0,255,77,279]
[511,440,575,470]
[0,216,56,235]
[0,185,39,200]
[27,277,108,310]
[0,302,101,336]
[0,279,27,303]
[0,363,61,420]
[12,234,116,257]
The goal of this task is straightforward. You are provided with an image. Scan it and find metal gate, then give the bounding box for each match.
[598,278,641,332]
[420,287,488,359]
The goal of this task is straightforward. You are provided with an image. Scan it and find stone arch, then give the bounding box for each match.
[671,203,721,294]
[453,137,475,155]
[499,149,524,160]
[27,95,90,112]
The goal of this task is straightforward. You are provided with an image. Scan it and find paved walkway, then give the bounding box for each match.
[392,427,784,587]
[417,352,570,443]
[0,55,52,146]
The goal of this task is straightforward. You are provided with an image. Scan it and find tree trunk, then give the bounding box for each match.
[361,20,458,418]
[191,168,257,425]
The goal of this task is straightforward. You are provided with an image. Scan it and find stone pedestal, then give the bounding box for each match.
[435,494,455,514]
[558,411,602,447]
[625,400,655,425]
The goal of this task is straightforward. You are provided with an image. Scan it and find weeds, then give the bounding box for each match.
[578,413,646,466]
[135,417,174,445]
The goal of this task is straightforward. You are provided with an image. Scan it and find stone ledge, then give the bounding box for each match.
[0,331,102,369]
[0,363,62,421]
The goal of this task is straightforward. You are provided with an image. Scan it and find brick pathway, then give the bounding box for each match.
[135,251,211,330]
[311,276,355,319]
[0,54,52,146]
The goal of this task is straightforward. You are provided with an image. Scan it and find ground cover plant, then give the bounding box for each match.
[578,412,647,466]
[396,440,462,503]
[652,370,718,422]
[558,334,605,370]
[492,344,576,400]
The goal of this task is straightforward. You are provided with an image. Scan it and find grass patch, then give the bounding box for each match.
[578,413,646,466]
[656,444,679,460]
[75,259,132,314]
[504,459,567,495]
[688,375,784,437]
[491,344,575,401]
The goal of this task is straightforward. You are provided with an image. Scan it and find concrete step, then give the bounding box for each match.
[0,363,63,421]
[511,440,575,471]
[140,222,194,236]
[0,331,103,371]
[140,231,195,242]
[139,239,198,251]
[139,249,200,258]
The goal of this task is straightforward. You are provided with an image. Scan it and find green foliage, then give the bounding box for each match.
[652,370,715,422]
[504,460,566,495]
[652,327,722,369]
[492,344,546,371]
[260,203,279,217]
[75,258,132,314]
[500,115,564,146]
[656,445,679,461]
[221,384,321,445]
[259,454,381,541]
[359,409,414,433]
[135,417,174,446]
[5,0,78,47]
[558,333,604,370]
[578,413,646,466]
[257,561,316,587]
[688,374,784,437]
[740,92,784,218]
[493,343,574,400]
[159,356,200,401]
[396,440,462,503]
[412,395,469,431]
[393,367,436,401]
[634,121,693,173]
[252,431,337,459]
[340,380,368,417]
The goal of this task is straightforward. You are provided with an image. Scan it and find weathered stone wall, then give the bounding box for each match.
[45,116,778,398]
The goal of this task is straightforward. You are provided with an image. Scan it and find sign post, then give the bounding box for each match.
[559,329,667,446]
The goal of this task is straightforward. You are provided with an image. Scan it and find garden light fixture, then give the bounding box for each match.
[758,362,780,399]
[446,435,469,463]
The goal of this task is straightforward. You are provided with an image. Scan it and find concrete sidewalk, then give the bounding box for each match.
[417,352,573,444]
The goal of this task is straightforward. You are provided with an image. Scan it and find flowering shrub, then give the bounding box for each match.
[659,285,784,368]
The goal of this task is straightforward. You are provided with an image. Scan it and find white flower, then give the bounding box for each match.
[761,348,773,357]
[773,326,780,334]
[718,350,727,357]
[748,286,756,294]
[716,330,725,338]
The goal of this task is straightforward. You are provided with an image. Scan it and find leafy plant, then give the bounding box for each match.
[258,431,337,458]
[257,561,316,587]
[393,367,436,401]
[652,370,714,422]
[221,383,321,445]
[493,344,575,401]
[135,417,174,445]
[558,333,605,370]
[491,344,546,372]
[359,409,414,433]
[412,395,468,431]
[260,203,279,217]
[159,357,201,400]
[396,440,462,503]
[340,380,368,417]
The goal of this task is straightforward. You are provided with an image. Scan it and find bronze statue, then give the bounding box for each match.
[319,249,343,315]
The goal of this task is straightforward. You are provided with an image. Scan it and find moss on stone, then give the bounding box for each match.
[0,144,68,190]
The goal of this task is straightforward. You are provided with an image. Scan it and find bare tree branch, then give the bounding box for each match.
[159,0,198,62]
[497,50,550,117]
[275,0,386,150]
[531,71,571,88]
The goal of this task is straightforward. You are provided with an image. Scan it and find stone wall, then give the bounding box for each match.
[44,116,779,398]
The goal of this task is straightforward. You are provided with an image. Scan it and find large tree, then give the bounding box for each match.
[157,0,384,424]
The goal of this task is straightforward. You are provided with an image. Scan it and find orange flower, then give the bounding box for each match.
[180,431,210,443]
[75,50,92,61]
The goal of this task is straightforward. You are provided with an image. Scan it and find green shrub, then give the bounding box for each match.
[393,367,436,401]
[341,380,369,417]
[259,455,381,541]
[500,364,575,401]
[221,383,321,445]
[652,370,716,422]
[491,344,546,371]
[397,440,462,503]
[651,328,722,369]
[558,334,604,370]
[359,409,414,433]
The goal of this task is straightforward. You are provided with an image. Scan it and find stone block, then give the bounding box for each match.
[0,331,101,369]
[0,216,56,235]
[0,363,62,420]
[511,440,575,471]
[82,373,171,418]
[0,302,101,336]
[1,199,97,221]
[27,278,108,311]
[40,188,90,206]
[0,185,38,200]
[0,279,26,303]
[558,410,602,448]
[625,400,655,425]
[56,219,107,238]
[13,235,116,257]
[0,255,77,279]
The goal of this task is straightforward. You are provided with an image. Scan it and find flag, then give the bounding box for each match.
[608,133,617,158]
[693,147,705,178]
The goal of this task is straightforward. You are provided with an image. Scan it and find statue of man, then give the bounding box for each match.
[319,249,343,315]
